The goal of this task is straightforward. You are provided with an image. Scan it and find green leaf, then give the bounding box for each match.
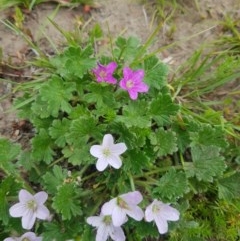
[135,220,159,239]
[0,177,21,225]
[190,125,228,149]
[49,118,71,147]
[185,145,226,182]
[39,76,76,117]
[116,100,151,128]
[50,45,96,79]
[124,150,150,174]
[153,168,189,202]
[0,138,21,174]
[31,129,55,164]
[149,128,178,157]
[217,172,240,201]
[144,56,168,89]
[52,183,82,220]
[149,93,179,125]
[42,165,68,194]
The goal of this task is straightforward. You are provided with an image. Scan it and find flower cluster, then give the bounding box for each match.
[89,134,180,241]
[92,62,149,100]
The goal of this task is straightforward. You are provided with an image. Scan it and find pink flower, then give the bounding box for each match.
[4,232,42,241]
[119,67,149,100]
[101,191,144,226]
[9,189,50,230]
[93,62,118,84]
[87,214,126,241]
[145,199,180,234]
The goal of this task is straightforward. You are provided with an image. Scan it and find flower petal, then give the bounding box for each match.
[22,210,36,230]
[120,191,143,205]
[3,238,15,241]
[19,189,33,203]
[36,205,50,220]
[101,199,117,215]
[34,191,48,205]
[123,67,132,79]
[90,145,103,158]
[160,205,180,221]
[110,226,126,241]
[107,155,122,169]
[111,143,127,155]
[154,215,168,234]
[96,224,109,241]
[9,203,27,217]
[87,216,102,227]
[128,90,138,100]
[135,82,149,92]
[112,207,127,226]
[96,157,109,171]
[145,203,154,222]
[107,62,117,73]
[22,232,38,240]
[102,134,114,147]
[132,69,144,82]
[126,205,144,221]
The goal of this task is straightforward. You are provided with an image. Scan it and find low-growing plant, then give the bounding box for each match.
[0,19,240,241]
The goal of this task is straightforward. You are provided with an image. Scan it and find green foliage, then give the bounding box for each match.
[0,27,239,241]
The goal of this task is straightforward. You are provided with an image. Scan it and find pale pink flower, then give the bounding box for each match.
[93,62,118,84]
[101,191,144,226]
[119,67,149,100]
[90,134,127,171]
[145,199,180,234]
[87,214,126,241]
[9,189,50,230]
[4,232,42,241]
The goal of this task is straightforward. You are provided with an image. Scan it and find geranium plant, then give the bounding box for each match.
[0,25,239,241]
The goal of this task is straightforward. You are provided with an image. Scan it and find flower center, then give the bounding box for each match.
[126,80,134,89]
[103,215,112,225]
[99,70,107,79]
[22,238,30,241]
[103,148,111,157]
[117,197,129,209]
[27,199,38,211]
[152,204,160,214]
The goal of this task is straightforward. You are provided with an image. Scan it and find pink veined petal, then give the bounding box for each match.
[128,90,138,100]
[105,76,117,84]
[120,191,143,205]
[135,82,149,92]
[34,191,48,205]
[145,203,154,222]
[110,226,126,241]
[36,205,50,220]
[107,155,122,169]
[107,62,117,73]
[154,215,168,234]
[110,143,127,155]
[96,224,109,241]
[96,157,109,171]
[87,216,102,227]
[132,69,144,82]
[22,210,36,230]
[119,79,128,90]
[101,199,117,215]
[123,67,132,79]
[112,207,127,227]
[90,145,103,158]
[159,205,180,221]
[102,134,114,147]
[125,205,144,221]
[9,203,27,217]
[19,189,33,203]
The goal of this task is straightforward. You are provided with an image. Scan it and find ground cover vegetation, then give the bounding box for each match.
[0,0,240,240]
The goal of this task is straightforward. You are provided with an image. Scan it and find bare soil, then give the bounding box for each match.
[0,0,239,141]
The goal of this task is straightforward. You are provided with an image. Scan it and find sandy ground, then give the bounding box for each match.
[0,0,239,139]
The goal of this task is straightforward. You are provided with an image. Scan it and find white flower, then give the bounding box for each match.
[87,214,126,241]
[101,191,144,226]
[4,232,42,241]
[145,199,180,234]
[90,134,127,171]
[9,189,50,230]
